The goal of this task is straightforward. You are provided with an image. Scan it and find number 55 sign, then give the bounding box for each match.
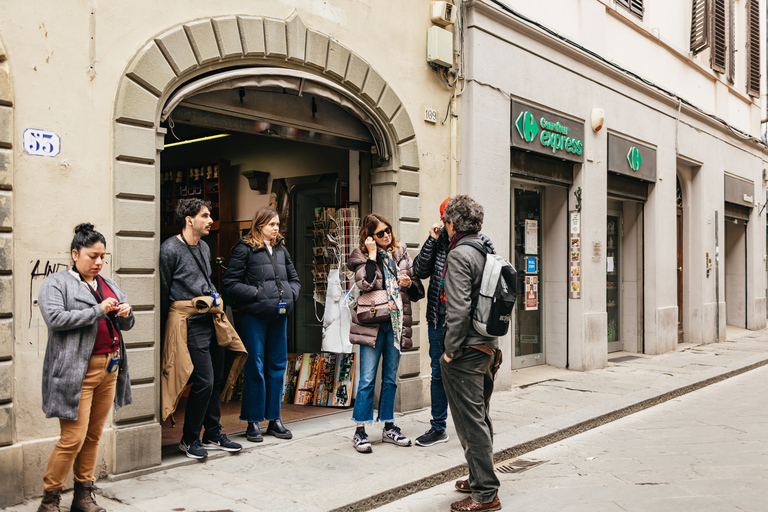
[23,129,61,157]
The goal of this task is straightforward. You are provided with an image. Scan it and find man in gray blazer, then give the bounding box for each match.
[440,195,501,512]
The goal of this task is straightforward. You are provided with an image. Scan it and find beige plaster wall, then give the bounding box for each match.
[0,0,454,499]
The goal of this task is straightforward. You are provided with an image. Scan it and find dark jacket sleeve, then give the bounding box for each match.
[442,248,474,360]
[222,242,259,303]
[283,247,301,301]
[412,235,438,279]
[159,245,174,330]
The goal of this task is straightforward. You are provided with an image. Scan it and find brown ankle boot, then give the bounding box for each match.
[37,489,61,512]
[71,480,106,512]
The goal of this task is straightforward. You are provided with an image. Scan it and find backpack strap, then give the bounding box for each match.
[461,239,487,256]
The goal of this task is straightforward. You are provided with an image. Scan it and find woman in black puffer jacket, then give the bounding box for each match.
[223,207,300,442]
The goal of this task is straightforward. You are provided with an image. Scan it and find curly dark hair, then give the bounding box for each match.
[443,195,484,234]
[175,198,212,224]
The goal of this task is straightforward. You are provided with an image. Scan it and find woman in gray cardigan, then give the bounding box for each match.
[36,224,134,512]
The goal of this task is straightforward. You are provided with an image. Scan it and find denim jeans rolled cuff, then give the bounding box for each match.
[428,315,448,432]
[240,314,288,423]
[351,322,400,425]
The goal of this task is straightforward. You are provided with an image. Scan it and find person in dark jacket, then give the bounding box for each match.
[441,196,502,512]
[223,206,300,442]
[412,198,495,448]
[347,213,414,453]
[37,223,134,512]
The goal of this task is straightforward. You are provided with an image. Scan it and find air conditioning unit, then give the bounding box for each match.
[431,1,457,26]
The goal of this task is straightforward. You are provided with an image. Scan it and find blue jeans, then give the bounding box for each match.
[351,322,401,424]
[428,314,448,432]
[239,314,288,423]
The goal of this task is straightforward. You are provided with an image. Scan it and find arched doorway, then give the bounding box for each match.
[111,13,420,473]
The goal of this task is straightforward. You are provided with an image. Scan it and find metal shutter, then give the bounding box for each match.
[711,0,727,74]
[616,0,643,20]
[746,0,761,97]
[690,0,709,55]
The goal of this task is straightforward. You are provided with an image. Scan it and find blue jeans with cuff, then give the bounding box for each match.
[239,314,288,423]
[352,322,400,424]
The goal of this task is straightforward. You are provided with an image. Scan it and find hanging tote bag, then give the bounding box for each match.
[355,289,390,324]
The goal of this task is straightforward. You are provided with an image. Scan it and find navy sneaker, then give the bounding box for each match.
[203,432,243,452]
[415,427,449,447]
[179,438,208,459]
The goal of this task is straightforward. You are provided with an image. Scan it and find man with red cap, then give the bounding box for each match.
[412,197,494,447]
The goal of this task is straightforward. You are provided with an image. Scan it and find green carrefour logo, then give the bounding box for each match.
[627,147,642,171]
[515,111,539,142]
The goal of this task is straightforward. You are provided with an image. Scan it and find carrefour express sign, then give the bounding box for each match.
[511,100,585,163]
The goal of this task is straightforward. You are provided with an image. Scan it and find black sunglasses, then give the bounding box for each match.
[374,227,392,238]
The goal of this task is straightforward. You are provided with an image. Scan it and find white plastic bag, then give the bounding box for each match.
[321,267,353,353]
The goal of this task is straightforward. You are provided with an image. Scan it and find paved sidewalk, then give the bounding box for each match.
[373,359,768,512]
[5,327,768,512]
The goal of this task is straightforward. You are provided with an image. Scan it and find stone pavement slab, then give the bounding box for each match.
[4,329,768,512]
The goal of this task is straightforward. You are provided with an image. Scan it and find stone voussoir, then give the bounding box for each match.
[116,77,158,126]
[212,16,243,59]
[398,139,420,170]
[325,40,351,81]
[184,19,221,65]
[155,26,198,76]
[391,107,416,144]
[304,29,329,70]
[344,52,369,92]
[238,16,266,56]
[126,42,176,96]
[285,11,307,63]
[263,18,288,59]
[376,85,402,121]
[361,68,386,105]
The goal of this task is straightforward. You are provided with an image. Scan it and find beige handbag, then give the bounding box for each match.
[355,289,390,324]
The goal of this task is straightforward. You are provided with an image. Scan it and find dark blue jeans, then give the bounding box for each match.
[239,314,288,423]
[428,314,448,432]
[352,322,400,424]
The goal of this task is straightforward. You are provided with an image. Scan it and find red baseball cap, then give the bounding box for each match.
[439,197,450,219]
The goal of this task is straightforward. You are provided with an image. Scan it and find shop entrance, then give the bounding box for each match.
[606,209,622,353]
[724,217,748,328]
[512,186,544,368]
[158,85,374,449]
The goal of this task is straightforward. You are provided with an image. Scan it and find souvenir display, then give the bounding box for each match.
[311,207,359,304]
[284,352,356,407]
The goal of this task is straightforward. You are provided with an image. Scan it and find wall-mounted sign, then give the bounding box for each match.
[23,128,61,157]
[424,108,438,124]
[569,211,581,299]
[526,256,538,274]
[607,133,656,182]
[511,100,585,163]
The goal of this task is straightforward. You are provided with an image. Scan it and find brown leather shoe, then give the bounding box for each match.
[455,479,471,493]
[37,489,61,512]
[71,480,106,512]
[450,495,501,512]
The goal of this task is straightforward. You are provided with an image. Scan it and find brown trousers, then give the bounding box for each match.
[43,352,118,491]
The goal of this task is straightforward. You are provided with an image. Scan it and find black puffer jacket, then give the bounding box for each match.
[222,238,301,317]
[412,228,495,327]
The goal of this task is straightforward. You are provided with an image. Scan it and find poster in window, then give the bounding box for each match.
[524,219,538,254]
[525,275,538,311]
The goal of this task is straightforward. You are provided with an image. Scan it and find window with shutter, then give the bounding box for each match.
[711,0,727,74]
[727,0,735,83]
[616,0,644,20]
[745,0,760,97]
[690,0,709,55]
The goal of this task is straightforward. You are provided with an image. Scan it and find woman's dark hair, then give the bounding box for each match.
[244,207,284,248]
[175,198,212,223]
[358,213,399,253]
[443,195,484,234]
[70,223,106,254]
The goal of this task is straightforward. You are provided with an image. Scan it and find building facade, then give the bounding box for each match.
[1,0,767,506]
[0,1,459,505]
[461,0,767,391]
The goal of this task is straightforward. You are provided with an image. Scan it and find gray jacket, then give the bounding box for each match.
[442,234,498,360]
[38,270,134,420]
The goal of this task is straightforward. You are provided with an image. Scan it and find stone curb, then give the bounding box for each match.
[329,352,768,512]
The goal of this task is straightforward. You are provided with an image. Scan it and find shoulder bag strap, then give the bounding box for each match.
[268,247,284,298]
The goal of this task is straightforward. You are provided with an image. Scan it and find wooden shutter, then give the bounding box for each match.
[711,0,726,74]
[727,0,735,83]
[616,0,644,20]
[690,0,709,55]
[746,0,761,97]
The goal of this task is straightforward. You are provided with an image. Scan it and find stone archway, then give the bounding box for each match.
[111,12,420,473]
[0,33,20,508]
